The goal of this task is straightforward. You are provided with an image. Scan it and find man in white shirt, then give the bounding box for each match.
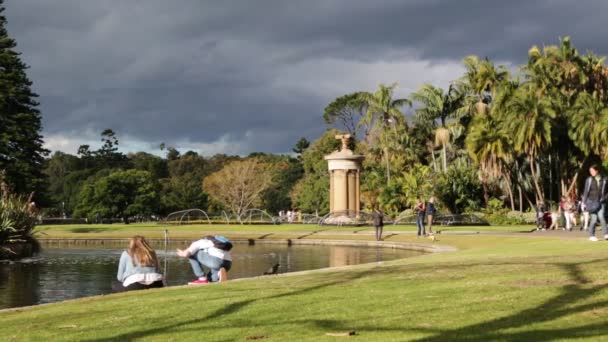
[177,236,233,285]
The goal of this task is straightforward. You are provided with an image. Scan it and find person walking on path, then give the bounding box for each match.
[580,201,590,231]
[177,235,233,284]
[113,236,164,292]
[414,198,426,236]
[582,164,607,241]
[535,202,545,230]
[426,197,437,235]
[372,208,384,241]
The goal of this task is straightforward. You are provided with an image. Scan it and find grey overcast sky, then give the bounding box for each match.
[5,0,608,156]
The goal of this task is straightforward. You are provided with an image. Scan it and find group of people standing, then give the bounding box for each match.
[279,209,301,223]
[536,164,608,242]
[112,235,233,292]
[413,197,436,237]
[371,196,437,241]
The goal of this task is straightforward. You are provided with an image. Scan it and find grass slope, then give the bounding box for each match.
[2,231,606,341]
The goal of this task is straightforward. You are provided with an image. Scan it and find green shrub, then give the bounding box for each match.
[0,174,39,251]
[434,162,483,214]
[480,198,533,225]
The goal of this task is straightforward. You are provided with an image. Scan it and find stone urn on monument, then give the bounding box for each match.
[323,134,365,225]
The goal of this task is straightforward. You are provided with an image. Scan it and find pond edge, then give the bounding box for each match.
[37,237,456,254]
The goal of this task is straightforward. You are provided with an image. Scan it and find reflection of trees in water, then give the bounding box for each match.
[38,254,116,302]
[0,266,7,306]
[329,247,362,267]
[0,262,41,308]
[2,245,421,309]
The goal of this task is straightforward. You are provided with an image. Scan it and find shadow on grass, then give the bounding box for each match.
[85,269,370,341]
[382,233,398,240]
[82,257,608,341]
[66,228,122,234]
[296,227,333,239]
[407,259,608,342]
[261,258,608,341]
[351,227,372,233]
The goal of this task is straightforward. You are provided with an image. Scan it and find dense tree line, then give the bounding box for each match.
[319,37,608,216]
[42,130,305,220]
[3,0,605,223]
[33,37,608,220]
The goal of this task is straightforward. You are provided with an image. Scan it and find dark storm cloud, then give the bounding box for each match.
[4,1,608,155]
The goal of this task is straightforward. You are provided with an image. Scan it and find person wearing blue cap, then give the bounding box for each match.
[177,235,233,284]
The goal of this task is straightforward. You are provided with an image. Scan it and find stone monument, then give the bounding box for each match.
[324,134,364,223]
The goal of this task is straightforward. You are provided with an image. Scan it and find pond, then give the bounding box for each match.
[0,241,424,310]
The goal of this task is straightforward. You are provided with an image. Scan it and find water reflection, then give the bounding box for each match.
[0,242,423,310]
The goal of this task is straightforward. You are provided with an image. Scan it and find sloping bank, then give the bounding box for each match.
[2,234,608,341]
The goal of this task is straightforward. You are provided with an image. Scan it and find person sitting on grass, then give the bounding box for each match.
[113,235,164,292]
[177,235,233,285]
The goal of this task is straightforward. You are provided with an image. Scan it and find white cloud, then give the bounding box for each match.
[43,130,279,157]
[272,55,467,101]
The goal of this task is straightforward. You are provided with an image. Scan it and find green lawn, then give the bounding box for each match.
[34,222,533,240]
[3,228,603,341]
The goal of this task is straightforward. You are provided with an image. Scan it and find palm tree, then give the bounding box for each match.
[465,114,514,208]
[526,37,583,105]
[526,38,587,201]
[359,83,411,185]
[508,85,556,205]
[410,83,463,173]
[459,56,510,116]
[580,52,608,101]
[569,92,608,158]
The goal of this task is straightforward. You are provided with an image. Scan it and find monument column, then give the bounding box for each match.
[329,170,334,212]
[355,170,360,214]
[347,170,356,214]
[333,170,347,212]
[324,134,365,223]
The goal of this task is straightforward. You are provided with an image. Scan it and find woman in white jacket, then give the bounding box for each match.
[113,235,164,292]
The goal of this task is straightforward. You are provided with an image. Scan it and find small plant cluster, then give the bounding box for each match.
[478,198,536,225]
[0,171,39,254]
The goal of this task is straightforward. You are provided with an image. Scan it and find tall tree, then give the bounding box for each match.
[292,137,310,157]
[260,155,304,214]
[466,114,514,208]
[410,83,463,173]
[359,83,411,185]
[323,92,368,137]
[0,1,48,198]
[570,93,608,158]
[128,152,169,179]
[159,175,208,215]
[95,129,127,167]
[459,56,509,116]
[291,130,341,215]
[203,158,275,219]
[74,169,160,222]
[508,86,556,204]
